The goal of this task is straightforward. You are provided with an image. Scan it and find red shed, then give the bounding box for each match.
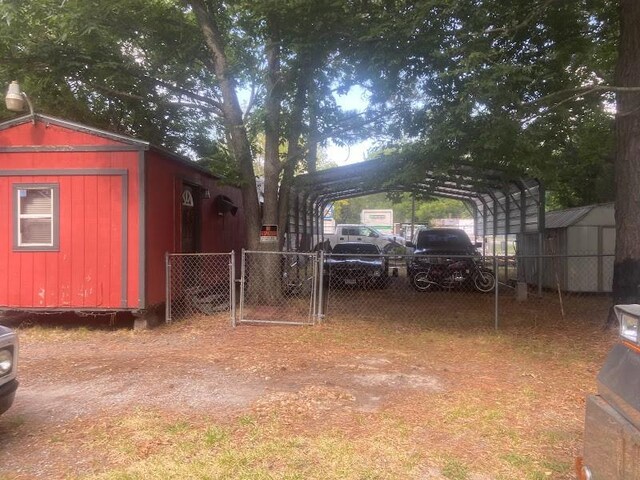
[0,114,245,317]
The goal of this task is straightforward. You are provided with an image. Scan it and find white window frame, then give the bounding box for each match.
[13,184,60,251]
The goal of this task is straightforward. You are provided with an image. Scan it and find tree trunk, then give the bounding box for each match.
[278,59,316,250]
[262,26,282,244]
[307,85,319,174]
[189,0,261,249]
[612,0,640,312]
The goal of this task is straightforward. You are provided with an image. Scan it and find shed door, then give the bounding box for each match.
[181,184,200,253]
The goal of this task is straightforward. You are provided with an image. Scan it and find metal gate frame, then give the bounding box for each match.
[237,249,321,326]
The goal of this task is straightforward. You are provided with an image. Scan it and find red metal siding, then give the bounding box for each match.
[0,121,141,310]
[0,174,128,309]
[144,150,245,306]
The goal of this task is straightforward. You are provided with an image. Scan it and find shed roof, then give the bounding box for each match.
[0,113,220,179]
[545,203,614,229]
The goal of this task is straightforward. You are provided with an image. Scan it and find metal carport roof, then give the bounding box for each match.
[288,158,545,251]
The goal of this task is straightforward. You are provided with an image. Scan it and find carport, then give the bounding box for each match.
[288,158,545,258]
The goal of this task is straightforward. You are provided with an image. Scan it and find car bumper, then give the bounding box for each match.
[580,394,640,479]
[0,378,18,415]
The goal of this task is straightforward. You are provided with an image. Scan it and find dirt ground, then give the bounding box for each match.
[0,298,616,479]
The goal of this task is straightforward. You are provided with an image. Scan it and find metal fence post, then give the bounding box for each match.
[318,250,325,322]
[230,250,236,327]
[309,252,318,324]
[239,249,246,325]
[494,254,499,330]
[165,252,172,324]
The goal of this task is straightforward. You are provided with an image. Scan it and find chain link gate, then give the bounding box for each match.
[165,252,235,324]
[238,250,321,325]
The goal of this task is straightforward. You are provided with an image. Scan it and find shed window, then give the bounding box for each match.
[14,184,59,251]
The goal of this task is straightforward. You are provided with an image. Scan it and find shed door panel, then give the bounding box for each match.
[64,175,123,308]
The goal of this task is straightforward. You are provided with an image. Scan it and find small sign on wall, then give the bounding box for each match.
[260,224,278,243]
[182,189,194,207]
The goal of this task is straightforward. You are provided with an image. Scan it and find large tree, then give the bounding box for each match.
[0,0,385,250]
[612,0,640,305]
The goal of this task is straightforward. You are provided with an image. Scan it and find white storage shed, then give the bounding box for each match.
[517,203,615,293]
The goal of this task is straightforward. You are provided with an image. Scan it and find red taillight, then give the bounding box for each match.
[575,457,592,480]
[575,457,585,479]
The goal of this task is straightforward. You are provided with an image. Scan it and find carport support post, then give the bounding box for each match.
[411,193,416,240]
[537,182,545,297]
[537,233,544,297]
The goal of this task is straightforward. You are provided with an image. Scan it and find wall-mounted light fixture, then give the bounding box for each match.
[5,81,35,123]
[215,195,238,216]
[202,188,211,199]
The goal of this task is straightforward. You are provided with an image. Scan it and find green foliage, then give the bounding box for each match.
[0,0,621,211]
[343,0,618,208]
[333,193,470,225]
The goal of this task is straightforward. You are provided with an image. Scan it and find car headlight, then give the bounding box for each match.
[615,304,640,345]
[0,348,13,376]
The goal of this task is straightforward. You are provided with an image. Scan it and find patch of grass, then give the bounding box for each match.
[526,472,547,480]
[17,325,96,342]
[541,458,572,474]
[498,452,571,479]
[238,414,256,427]
[501,452,534,469]
[86,411,426,480]
[204,425,229,446]
[165,420,190,435]
[0,414,25,429]
[441,457,469,480]
[440,402,505,435]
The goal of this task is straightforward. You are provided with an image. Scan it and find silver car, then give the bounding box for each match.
[0,325,18,415]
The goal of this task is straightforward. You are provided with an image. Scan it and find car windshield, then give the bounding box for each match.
[416,229,471,249]
[332,243,380,254]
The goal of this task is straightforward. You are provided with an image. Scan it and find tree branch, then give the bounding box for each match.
[243,82,259,120]
[529,84,640,106]
[142,76,224,112]
[318,106,399,144]
[90,84,223,115]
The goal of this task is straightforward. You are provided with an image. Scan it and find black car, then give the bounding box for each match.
[408,228,478,255]
[324,242,389,288]
[407,228,479,268]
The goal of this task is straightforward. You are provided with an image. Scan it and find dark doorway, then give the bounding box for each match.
[181,183,200,253]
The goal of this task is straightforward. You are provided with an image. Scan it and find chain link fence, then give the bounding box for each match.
[165,252,235,324]
[238,250,319,325]
[322,252,498,327]
[166,250,613,328]
[497,254,614,325]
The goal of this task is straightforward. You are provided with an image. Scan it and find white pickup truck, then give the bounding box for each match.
[324,224,404,252]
